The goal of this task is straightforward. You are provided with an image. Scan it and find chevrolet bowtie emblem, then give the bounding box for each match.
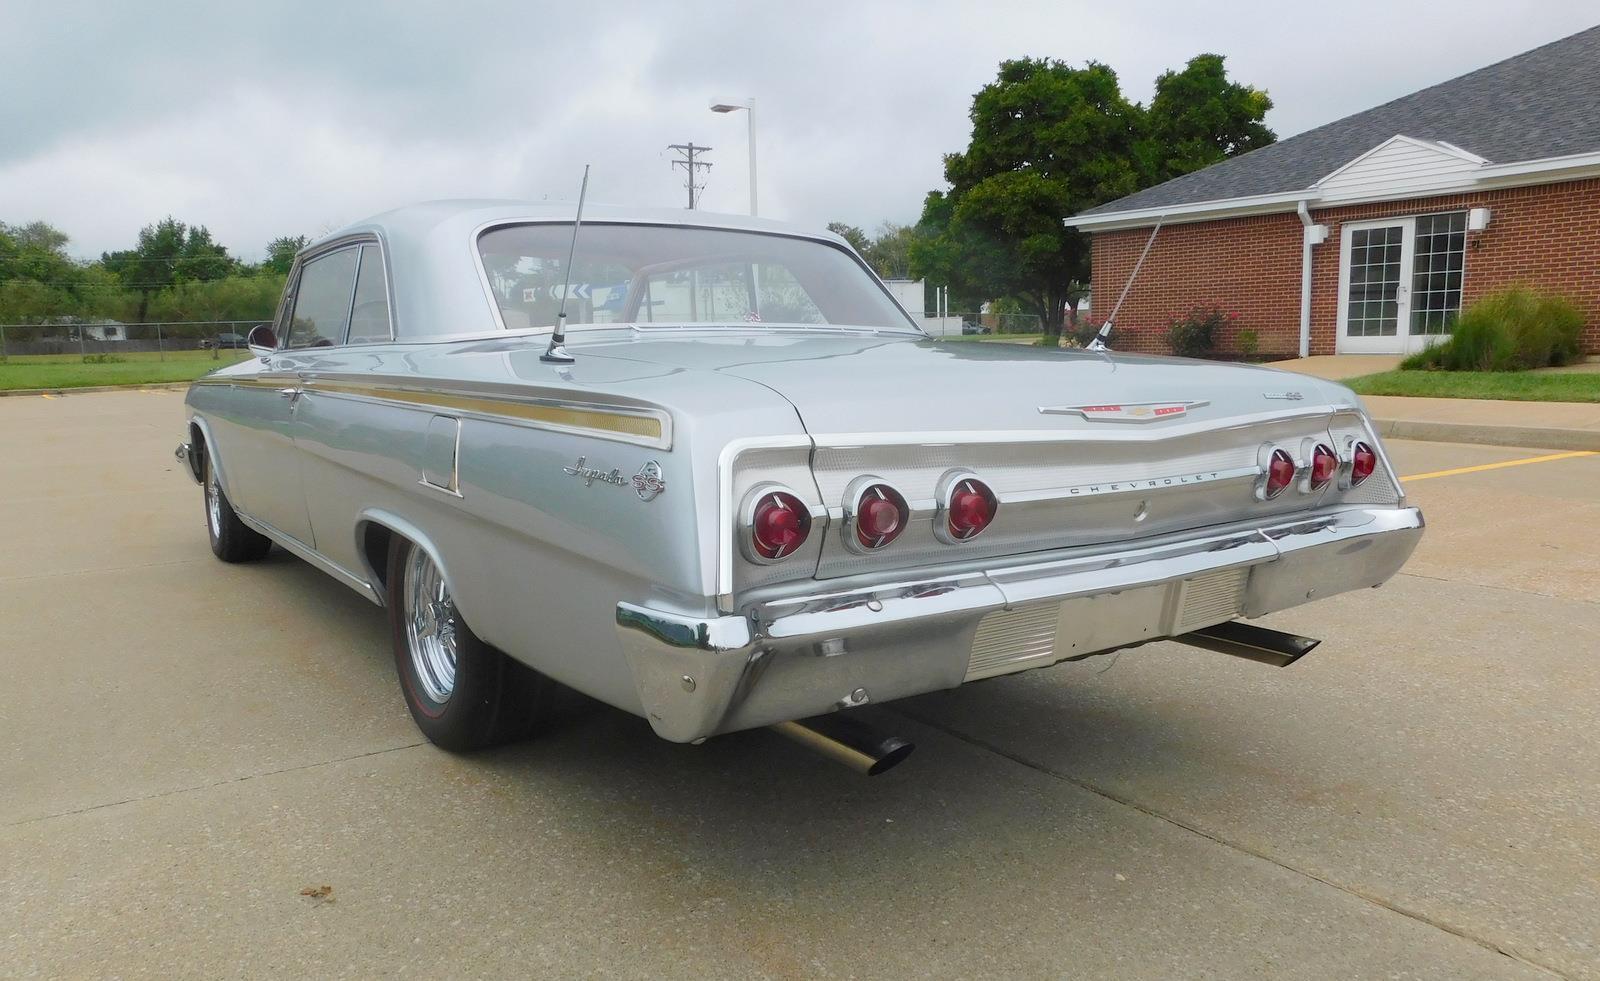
[1038,400,1209,422]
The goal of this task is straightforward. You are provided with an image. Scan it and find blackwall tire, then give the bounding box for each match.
[204,452,273,563]
[386,536,549,751]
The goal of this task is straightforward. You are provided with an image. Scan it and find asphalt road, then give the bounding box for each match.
[3,390,1597,979]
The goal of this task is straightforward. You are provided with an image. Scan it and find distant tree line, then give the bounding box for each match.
[7,54,1271,345]
[0,217,307,329]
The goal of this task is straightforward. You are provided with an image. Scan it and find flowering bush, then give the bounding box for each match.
[1167,307,1237,359]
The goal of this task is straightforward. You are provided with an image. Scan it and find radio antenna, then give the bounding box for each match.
[1087,215,1163,352]
[541,164,591,364]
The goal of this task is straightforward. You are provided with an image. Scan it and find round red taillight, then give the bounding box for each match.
[1310,443,1338,490]
[750,490,810,560]
[1264,448,1296,499]
[947,478,997,540]
[1351,441,1377,485]
[853,483,908,550]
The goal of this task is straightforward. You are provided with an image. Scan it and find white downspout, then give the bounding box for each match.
[1296,200,1326,359]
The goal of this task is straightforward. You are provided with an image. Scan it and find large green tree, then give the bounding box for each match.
[0,221,80,293]
[263,235,310,276]
[912,54,1273,342]
[102,217,240,321]
[1144,53,1275,183]
[825,222,872,256]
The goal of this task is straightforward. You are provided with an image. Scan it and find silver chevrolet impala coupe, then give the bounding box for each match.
[175,200,1423,774]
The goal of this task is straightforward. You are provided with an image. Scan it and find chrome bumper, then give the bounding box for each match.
[616,506,1424,742]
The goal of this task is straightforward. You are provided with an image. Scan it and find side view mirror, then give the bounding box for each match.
[246,323,279,360]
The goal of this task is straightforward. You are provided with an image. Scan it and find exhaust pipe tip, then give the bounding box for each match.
[772,714,916,776]
[1175,620,1321,668]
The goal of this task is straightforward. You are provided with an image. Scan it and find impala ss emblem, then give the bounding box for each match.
[562,456,626,488]
[632,461,666,501]
[1262,391,1305,401]
[1038,400,1209,422]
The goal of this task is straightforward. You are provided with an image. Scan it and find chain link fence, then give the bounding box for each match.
[0,320,266,362]
[927,312,1043,336]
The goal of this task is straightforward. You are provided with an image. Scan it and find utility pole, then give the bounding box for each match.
[668,142,713,209]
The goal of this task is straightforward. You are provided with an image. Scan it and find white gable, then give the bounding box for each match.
[1314,135,1489,204]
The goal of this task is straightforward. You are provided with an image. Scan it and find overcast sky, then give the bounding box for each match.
[3,0,1594,260]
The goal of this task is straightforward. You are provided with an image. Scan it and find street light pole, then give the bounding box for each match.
[710,97,757,216]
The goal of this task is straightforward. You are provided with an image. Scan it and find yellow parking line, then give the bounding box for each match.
[1404,450,1597,482]
[39,393,57,400]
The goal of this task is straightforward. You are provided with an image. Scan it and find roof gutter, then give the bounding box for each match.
[1065,189,1318,232]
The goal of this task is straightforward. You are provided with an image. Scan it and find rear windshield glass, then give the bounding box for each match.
[476,223,915,331]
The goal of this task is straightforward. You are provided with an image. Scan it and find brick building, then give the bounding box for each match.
[1067,27,1600,358]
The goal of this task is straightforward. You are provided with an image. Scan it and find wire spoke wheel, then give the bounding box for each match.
[402,547,459,704]
[205,465,223,540]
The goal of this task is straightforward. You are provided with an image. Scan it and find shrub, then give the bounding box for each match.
[1404,287,1584,372]
[1166,307,1234,359]
[1063,318,1104,348]
[81,353,126,364]
[1237,329,1260,360]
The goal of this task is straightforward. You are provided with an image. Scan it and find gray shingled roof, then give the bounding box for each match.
[1077,25,1600,217]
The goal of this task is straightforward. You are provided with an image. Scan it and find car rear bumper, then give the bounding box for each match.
[615,505,1424,742]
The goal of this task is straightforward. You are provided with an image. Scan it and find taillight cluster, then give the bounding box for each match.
[747,489,810,561]
[742,472,1002,562]
[852,482,908,550]
[1258,440,1376,500]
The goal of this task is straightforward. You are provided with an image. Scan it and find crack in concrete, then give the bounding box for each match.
[893,708,1569,979]
[2,741,427,831]
[1395,570,1599,608]
[0,556,209,586]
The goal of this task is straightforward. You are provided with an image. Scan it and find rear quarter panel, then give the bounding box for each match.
[284,340,806,712]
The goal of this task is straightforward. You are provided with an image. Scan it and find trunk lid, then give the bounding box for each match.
[585,330,1388,583]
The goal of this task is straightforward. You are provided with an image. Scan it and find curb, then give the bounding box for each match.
[0,383,187,398]
[1374,418,1600,452]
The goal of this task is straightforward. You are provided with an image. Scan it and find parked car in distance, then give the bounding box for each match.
[214,331,249,347]
[173,201,1423,774]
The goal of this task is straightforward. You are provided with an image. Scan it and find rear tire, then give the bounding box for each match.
[204,451,273,563]
[386,536,549,751]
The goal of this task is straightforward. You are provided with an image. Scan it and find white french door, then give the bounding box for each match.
[1335,213,1467,355]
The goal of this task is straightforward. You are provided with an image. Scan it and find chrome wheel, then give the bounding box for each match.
[402,547,459,704]
[205,464,222,539]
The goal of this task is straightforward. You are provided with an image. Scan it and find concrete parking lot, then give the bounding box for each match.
[3,390,1598,979]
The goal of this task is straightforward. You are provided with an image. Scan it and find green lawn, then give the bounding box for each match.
[0,350,251,392]
[1347,370,1600,403]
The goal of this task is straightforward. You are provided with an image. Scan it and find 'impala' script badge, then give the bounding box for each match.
[563,456,626,488]
[632,461,666,501]
[1038,400,1209,422]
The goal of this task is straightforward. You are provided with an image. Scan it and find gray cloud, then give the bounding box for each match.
[3,0,1594,259]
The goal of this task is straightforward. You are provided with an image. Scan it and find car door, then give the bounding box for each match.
[221,246,360,546]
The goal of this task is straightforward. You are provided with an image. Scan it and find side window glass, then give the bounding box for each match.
[347,244,392,343]
[287,248,359,349]
[273,271,298,338]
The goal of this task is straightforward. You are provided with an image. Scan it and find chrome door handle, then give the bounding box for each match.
[278,387,301,399]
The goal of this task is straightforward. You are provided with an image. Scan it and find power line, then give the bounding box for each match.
[667,142,713,209]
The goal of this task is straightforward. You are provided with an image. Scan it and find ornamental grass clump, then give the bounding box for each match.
[1402,287,1584,372]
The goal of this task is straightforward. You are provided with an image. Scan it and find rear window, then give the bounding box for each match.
[476,223,914,331]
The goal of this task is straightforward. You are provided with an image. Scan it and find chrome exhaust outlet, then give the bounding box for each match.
[175,442,203,484]
[771,714,916,776]
[1175,620,1321,667]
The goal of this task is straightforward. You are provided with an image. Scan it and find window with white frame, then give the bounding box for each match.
[1410,211,1466,335]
